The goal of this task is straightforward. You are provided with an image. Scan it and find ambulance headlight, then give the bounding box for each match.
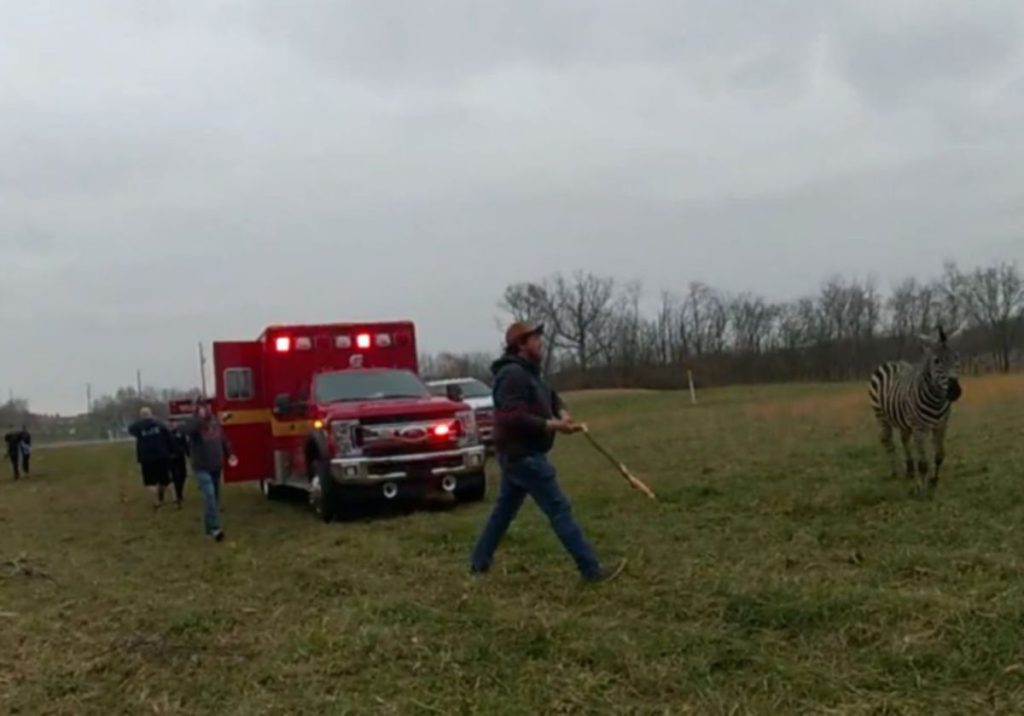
[331,420,361,456]
[456,410,478,446]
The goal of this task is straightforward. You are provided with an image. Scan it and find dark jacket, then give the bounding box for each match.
[4,430,27,458]
[128,418,171,464]
[169,428,190,464]
[177,416,232,473]
[491,354,564,459]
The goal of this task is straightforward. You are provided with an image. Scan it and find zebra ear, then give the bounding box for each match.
[918,334,937,351]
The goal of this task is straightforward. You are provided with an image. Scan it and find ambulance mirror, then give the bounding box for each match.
[445,384,464,402]
[273,393,292,416]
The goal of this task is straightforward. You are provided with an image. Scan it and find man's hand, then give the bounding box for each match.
[558,410,583,434]
[547,419,584,435]
[228,455,239,468]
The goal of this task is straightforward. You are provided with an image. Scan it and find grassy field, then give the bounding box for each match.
[2,376,1024,715]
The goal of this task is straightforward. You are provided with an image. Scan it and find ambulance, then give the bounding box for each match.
[204,321,487,521]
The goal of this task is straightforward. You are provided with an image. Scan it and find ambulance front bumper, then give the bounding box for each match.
[329,446,487,485]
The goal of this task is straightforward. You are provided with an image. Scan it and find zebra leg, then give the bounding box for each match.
[930,424,947,492]
[913,431,930,498]
[899,429,914,479]
[880,422,899,478]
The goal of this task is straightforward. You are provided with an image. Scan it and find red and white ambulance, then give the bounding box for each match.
[202,321,486,521]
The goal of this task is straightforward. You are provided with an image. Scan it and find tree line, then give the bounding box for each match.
[423,260,1024,390]
[5,259,1021,430]
[1,386,201,443]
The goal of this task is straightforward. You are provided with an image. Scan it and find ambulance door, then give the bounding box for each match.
[213,341,274,484]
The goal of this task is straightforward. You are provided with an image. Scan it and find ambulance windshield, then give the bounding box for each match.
[313,369,429,403]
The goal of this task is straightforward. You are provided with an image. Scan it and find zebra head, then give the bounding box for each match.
[920,326,962,403]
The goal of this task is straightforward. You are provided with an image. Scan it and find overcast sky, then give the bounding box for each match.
[1,1,1022,414]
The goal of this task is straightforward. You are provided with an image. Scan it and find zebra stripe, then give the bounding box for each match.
[869,332,961,494]
[869,361,952,432]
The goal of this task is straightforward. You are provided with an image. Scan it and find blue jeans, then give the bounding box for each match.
[471,454,601,578]
[195,470,222,535]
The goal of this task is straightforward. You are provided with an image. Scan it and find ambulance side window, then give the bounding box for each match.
[224,368,255,401]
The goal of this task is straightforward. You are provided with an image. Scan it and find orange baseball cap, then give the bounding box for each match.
[505,321,545,349]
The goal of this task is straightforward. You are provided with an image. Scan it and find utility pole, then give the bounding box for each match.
[86,383,92,414]
[136,370,143,398]
[198,342,208,398]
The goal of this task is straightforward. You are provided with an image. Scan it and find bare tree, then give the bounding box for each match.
[493,259,1021,390]
[500,281,559,332]
[936,262,968,331]
[729,293,775,355]
[421,352,494,381]
[599,280,645,378]
[680,282,727,358]
[654,291,679,365]
[957,262,1024,372]
[0,398,31,428]
[889,278,920,357]
[776,301,808,353]
[551,272,616,373]
[498,279,563,372]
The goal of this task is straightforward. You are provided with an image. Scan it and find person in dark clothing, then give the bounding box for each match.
[177,403,236,542]
[470,322,624,583]
[5,428,19,480]
[18,427,31,476]
[4,426,28,480]
[168,423,190,509]
[128,407,173,509]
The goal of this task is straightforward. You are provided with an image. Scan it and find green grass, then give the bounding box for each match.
[2,376,1024,714]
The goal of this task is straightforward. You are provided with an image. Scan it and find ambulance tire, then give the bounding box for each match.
[314,459,338,523]
[456,471,487,503]
[260,480,286,501]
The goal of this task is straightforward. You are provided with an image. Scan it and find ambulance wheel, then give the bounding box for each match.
[456,471,487,503]
[313,460,337,523]
[260,480,286,501]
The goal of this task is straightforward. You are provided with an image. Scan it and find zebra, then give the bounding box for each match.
[869,326,963,496]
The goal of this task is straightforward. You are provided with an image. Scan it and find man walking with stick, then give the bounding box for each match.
[470,322,624,583]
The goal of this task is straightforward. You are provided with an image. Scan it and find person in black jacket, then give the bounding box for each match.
[5,428,18,480]
[4,426,29,480]
[469,322,624,583]
[168,422,190,509]
[128,407,173,509]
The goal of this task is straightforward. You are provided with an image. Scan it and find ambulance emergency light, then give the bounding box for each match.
[277,332,390,352]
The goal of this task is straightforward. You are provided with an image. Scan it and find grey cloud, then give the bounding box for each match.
[0,1,1022,413]
[231,0,837,89]
[828,1,1024,107]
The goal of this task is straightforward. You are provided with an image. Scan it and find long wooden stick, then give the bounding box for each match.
[581,426,657,500]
